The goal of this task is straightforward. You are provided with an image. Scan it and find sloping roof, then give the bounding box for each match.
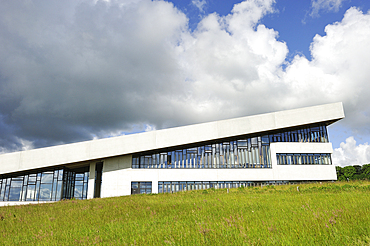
[0,102,344,175]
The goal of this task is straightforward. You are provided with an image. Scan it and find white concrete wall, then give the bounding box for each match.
[270,142,337,181]
[0,102,344,175]
[100,155,132,198]
[98,142,337,198]
[271,142,333,154]
[87,162,96,199]
[0,201,55,207]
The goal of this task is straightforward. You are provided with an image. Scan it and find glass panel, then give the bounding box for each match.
[28,174,37,183]
[131,182,138,189]
[55,182,62,200]
[25,185,36,201]
[8,179,23,201]
[39,183,53,201]
[75,181,84,186]
[74,185,83,198]
[41,172,53,184]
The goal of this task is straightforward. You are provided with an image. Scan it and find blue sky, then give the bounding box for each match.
[170,0,370,59]
[1,0,370,166]
[166,0,370,163]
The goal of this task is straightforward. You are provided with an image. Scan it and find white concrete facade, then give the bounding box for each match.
[94,142,336,198]
[0,102,345,201]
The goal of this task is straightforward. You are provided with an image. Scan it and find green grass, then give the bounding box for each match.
[1,181,370,245]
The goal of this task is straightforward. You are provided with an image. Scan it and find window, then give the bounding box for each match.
[132,124,329,169]
[276,153,332,165]
[158,181,276,193]
[131,182,152,195]
[133,136,271,169]
[0,167,89,202]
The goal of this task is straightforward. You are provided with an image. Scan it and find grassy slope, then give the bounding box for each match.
[1,181,370,245]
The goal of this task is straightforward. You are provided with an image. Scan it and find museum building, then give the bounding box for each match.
[0,102,344,204]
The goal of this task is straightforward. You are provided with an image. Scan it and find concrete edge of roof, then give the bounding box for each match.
[0,102,345,175]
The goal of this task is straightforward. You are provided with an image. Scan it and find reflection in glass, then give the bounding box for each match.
[133,124,330,169]
[39,183,52,201]
[276,153,332,165]
[131,182,152,195]
[158,181,284,193]
[9,186,22,201]
[41,173,53,183]
[0,167,89,202]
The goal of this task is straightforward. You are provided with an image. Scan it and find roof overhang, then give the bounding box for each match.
[0,102,345,175]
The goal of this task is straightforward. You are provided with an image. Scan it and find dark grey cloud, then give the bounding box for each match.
[0,0,190,150]
[1,0,370,156]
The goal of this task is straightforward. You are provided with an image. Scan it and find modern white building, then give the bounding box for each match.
[0,102,344,203]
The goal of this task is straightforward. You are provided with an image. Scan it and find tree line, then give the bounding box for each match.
[336,164,370,181]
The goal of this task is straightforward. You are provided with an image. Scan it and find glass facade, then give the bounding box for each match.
[131,182,152,194]
[133,124,329,169]
[276,153,332,165]
[158,181,289,193]
[0,167,89,202]
[269,125,328,143]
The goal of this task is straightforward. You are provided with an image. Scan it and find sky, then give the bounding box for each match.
[1,0,370,166]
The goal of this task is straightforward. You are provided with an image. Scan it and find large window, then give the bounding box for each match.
[131,182,152,194]
[276,153,332,165]
[158,181,246,193]
[269,125,328,143]
[158,181,288,193]
[0,167,89,202]
[132,124,329,169]
[133,136,271,169]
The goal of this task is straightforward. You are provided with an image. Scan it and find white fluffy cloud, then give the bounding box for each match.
[310,0,346,17]
[332,137,370,166]
[1,0,370,162]
[285,7,370,133]
[179,0,287,120]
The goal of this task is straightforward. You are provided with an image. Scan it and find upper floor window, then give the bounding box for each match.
[132,124,329,169]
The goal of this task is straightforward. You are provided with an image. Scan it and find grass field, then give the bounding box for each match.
[1,181,370,245]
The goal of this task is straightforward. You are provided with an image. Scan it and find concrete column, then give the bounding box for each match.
[152,180,158,194]
[87,162,96,199]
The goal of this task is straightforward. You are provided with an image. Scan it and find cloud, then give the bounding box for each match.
[192,0,207,13]
[332,137,370,166]
[1,0,370,154]
[0,0,189,150]
[145,124,156,132]
[285,7,370,137]
[180,0,285,119]
[310,0,346,17]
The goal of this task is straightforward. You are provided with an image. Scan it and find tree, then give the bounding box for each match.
[336,164,370,181]
[353,165,362,174]
[362,164,370,176]
[343,166,356,180]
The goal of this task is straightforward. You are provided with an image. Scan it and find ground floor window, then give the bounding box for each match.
[158,181,280,193]
[0,167,89,202]
[158,180,320,193]
[276,153,332,165]
[131,182,152,194]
